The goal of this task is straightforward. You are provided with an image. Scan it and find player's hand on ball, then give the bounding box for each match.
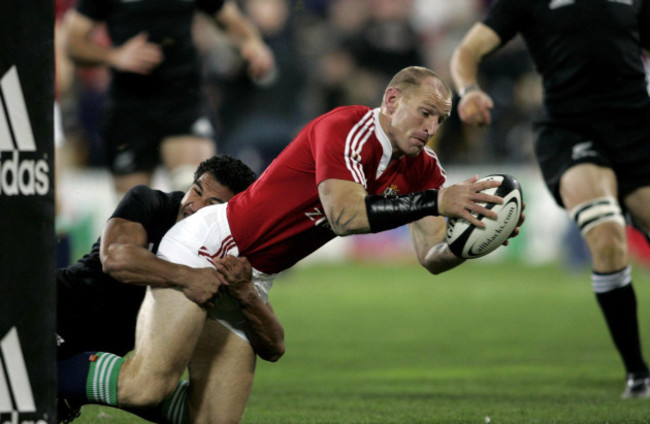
[446,174,523,259]
[438,175,503,227]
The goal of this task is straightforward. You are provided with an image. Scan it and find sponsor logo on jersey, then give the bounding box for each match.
[382,184,399,196]
[549,0,574,9]
[571,141,597,161]
[0,66,50,197]
[304,206,331,229]
[0,327,47,423]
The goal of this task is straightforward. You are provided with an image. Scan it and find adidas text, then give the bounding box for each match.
[0,66,50,197]
[0,151,49,196]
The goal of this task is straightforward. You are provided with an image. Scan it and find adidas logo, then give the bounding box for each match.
[0,66,50,197]
[0,327,46,424]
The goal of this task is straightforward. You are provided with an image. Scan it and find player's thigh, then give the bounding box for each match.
[624,186,650,233]
[187,319,256,424]
[128,287,206,385]
[559,164,618,210]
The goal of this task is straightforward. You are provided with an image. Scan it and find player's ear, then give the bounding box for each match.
[383,87,400,114]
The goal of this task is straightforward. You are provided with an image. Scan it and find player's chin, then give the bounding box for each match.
[407,144,425,156]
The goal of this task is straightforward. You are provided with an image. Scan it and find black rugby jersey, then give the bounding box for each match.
[76,0,225,98]
[483,0,650,118]
[57,186,183,353]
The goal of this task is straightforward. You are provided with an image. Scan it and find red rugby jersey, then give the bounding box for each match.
[227,105,447,274]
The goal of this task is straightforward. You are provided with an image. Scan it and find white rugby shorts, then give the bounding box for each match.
[157,203,276,342]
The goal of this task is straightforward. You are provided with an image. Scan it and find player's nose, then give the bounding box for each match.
[426,117,439,134]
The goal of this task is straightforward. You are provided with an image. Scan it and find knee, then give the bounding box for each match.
[569,196,628,269]
[584,222,628,268]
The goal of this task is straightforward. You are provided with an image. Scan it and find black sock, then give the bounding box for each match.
[595,283,648,375]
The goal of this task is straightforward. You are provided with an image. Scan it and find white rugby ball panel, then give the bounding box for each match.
[446,174,522,259]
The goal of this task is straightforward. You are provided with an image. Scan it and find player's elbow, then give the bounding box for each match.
[425,263,447,275]
[255,329,286,362]
[101,245,132,280]
[260,340,286,363]
[418,256,444,275]
[330,225,354,237]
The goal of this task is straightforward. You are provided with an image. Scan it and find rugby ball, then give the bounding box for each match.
[446,174,523,259]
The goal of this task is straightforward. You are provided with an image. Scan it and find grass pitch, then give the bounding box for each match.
[76,260,650,423]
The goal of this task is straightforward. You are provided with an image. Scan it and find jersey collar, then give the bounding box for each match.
[373,108,393,179]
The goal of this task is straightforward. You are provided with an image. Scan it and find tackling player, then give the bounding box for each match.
[57,155,285,423]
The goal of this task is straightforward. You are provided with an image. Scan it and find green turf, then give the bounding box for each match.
[75,261,650,423]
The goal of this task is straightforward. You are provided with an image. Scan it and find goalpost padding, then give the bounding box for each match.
[0,0,56,422]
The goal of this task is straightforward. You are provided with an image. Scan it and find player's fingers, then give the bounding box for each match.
[517,211,526,227]
[214,271,230,286]
[473,179,501,191]
[463,212,486,228]
[470,204,498,220]
[474,192,503,205]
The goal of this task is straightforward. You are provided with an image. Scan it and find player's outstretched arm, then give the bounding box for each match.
[319,177,503,236]
[214,256,286,362]
[100,217,225,307]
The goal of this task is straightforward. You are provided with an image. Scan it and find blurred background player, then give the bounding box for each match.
[62,0,275,195]
[450,0,650,398]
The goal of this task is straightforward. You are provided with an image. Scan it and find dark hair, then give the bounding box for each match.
[194,155,257,194]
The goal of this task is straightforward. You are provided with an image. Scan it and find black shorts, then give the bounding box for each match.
[533,109,650,208]
[57,269,143,360]
[102,94,216,175]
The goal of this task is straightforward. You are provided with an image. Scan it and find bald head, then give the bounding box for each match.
[386,66,453,120]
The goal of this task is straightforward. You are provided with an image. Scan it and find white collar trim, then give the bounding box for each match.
[373,108,393,179]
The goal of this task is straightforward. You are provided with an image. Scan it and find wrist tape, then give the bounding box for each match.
[365,190,439,233]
